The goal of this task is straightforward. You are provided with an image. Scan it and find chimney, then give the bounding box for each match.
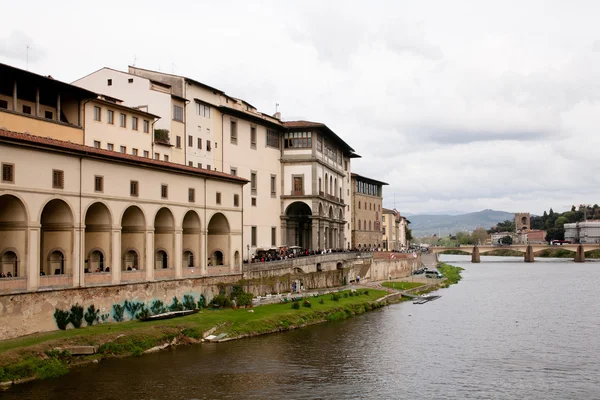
[273,111,281,120]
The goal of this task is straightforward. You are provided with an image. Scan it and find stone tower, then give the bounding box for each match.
[515,212,530,232]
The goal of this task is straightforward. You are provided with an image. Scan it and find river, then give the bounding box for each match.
[5,255,600,399]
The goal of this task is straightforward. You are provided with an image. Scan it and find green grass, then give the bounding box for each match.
[0,289,388,383]
[437,263,464,285]
[381,281,424,291]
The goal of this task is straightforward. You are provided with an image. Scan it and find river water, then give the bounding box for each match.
[5,255,600,399]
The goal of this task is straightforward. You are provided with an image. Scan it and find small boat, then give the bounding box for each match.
[140,309,199,322]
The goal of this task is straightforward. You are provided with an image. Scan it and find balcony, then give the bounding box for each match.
[154,129,171,146]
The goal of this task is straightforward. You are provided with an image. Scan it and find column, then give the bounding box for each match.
[200,231,207,274]
[575,245,585,263]
[145,229,154,280]
[111,229,121,284]
[56,93,61,122]
[12,81,17,111]
[174,229,183,278]
[73,227,83,287]
[524,245,535,263]
[35,88,40,117]
[27,227,40,291]
[471,246,480,263]
[228,233,234,273]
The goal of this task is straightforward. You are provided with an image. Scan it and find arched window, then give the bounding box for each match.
[358,220,362,230]
[369,221,372,231]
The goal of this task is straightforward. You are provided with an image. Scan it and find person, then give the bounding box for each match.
[356,275,360,284]
[7,271,12,278]
[127,266,132,271]
[0,272,5,278]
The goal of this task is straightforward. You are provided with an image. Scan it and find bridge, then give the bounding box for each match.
[430,244,600,263]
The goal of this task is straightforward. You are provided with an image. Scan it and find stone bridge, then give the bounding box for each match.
[430,244,600,263]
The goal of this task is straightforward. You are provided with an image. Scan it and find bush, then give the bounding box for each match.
[318,298,324,304]
[331,293,341,302]
[291,302,300,309]
[302,300,312,308]
[136,306,150,320]
[69,304,84,328]
[124,300,143,320]
[182,294,196,310]
[54,309,70,330]
[210,294,232,308]
[150,300,166,315]
[233,292,253,307]
[84,304,99,326]
[363,290,369,296]
[349,292,354,297]
[197,294,206,309]
[113,304,125,322]
[169,296,184,312]
[343,293,349,298]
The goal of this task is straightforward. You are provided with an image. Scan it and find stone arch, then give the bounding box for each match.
[334,178,338,197]
[318,203,323,216]
[154,208,175,270]
[0,195,28,278]
[182,210,201,269]
[183,249,194,268]
[284,202,312,248]
[1,250,19,277]
[328,206,334,220]
[84,202,112,273]
[336,262,343,270]
[325,173,329,194]
[234,250,240,267]
[338,209,343,221]
[40,199,74,276]
[316,262,322,271]
[121,206,146,271]
[329,175,333,195]
[207,213,230,267]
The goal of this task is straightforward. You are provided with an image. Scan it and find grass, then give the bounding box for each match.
[0,289,388,384]
[381,281,424,291]
[437,263,464,285]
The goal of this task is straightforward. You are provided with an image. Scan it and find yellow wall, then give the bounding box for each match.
[0,110,83,144]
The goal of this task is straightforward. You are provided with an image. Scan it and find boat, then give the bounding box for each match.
[139,309,199,322]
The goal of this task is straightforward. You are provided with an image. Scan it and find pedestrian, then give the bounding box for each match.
[356,275,360,284]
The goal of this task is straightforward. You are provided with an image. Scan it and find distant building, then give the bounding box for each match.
[491,231,514,245]
[564,221,600,244]
[525,230,546,244]
[351,173,388,250]
[382,208,407,251]
[515,212,530,232]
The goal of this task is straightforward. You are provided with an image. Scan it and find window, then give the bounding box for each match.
[317,135,322,152]
[0,99,8,109]
[93,106,101,121]
[94,176,103,192]
[271,227,276,246]
[188,161,193,167]
[143,120,149,133]
[344,160,348,171]
[195,102,210,117]
[188,135,193,147]
[107,143,114,151]
[251,226,257,246]
[161,184,168,199]
[2,163,14,183]
[250,126,256,149]
[359,220,362,230]
[120,113,126,127]
[319,178,322,193]
[52,170,64,189]
[358,202,361,209]
[207,164,211,170]
[132,117,138,131]
[230,120,237,144]
[250,172,257,195]
[251,197,257,206]
[266,129,279,148]
[154,153,159,160]
[107,79,112,86]
[176,136,182,148]
[284,131,312,148]
[120,146,126,154]
[234,194,239,207]
[22,105,31,114]
[207,141,211,151]
[93,140,101,149]
[293,176,303,195]
[164,155,169,162]
[197,163,202,168]
[189,188,195,202]
[230,168,237,176]
[173,105,183,122]
[270,175,276,197]
[130,180,139,197]
[107,110,114,125]
[143,150,149,158]
[128,78,134,83]
[45,110,53,119]
[132,148,138,156]
[216,192,221,204]
[197,138,202,149]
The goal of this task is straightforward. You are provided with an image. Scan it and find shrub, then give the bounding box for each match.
[169,296,184,311]
[197,294,206,309]
[291,302,300,309]
[343,293,349,298]
[302,300,312,308]
[183,294,196,310]
[150,300,166,315]
[100,313,110,323]
[136,306,150,320]
[54,308,70,330]
[210,294,231,308]
[349,292,354,297]
[69,304,84,328]
[331,293,341,301]
[124,300,143,320]
[113,304,125,322]
[318,298,324,304]
[233,292,253,307]
[84,304,99,326]
[363,290,369,296]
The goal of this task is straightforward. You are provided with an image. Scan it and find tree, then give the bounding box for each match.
[501,235,513,245]
[405,226,413,242]
[472,227,489,245]
[554,216,568,228]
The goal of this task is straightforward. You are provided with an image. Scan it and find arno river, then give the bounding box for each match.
[5,255,600,399]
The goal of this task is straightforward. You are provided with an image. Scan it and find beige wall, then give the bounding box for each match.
[352,178,383,249]
[0,109,84,144]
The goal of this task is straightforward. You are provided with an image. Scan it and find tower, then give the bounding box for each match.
[515,213,530,232]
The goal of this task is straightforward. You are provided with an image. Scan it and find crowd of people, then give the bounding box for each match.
[248,247,360,263]
[0,271,15,278]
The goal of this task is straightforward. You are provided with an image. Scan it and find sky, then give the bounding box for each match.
[2,0,600,216]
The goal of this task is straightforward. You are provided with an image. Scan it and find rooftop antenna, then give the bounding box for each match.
[26,45,30,70]
[275,103,279,113]
[133,54,137,67]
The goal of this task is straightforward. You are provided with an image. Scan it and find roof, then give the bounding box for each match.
[283,120,359,158]
[128,65,225,95]
[92,98,161,119]
[218,105,283,130]
[0,129,247,185]
[351,173,389,186]
[2,62,97,99]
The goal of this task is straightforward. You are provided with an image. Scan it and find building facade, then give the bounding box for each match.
[351,173,388,250]
[382,208,408,251]
[564,221,600,244]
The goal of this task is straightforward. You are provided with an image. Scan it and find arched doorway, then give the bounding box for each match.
[121,206,145,271]
[183,250,194,268]
[0,195,27,278]
[207,213,230,267]
[182,211,201,269]
[40,199,73,276]
[1,251,18,277]
[284,202,312,249]
[85,202,112,273]
[154,208,174,270]
[234,251,240,267]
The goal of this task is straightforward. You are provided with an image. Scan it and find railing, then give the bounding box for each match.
[40,274,72,288]
[121,270,145,282]
[0,277,27,292]
[244,251,372,272]
[154,268,176,279]
[84,272,112,285]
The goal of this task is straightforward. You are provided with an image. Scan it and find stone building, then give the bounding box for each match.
[382,208,409,251]
[351,173,388,250]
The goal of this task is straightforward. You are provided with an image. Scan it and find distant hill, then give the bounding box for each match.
[410,209,514,237]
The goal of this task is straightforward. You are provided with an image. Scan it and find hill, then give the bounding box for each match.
[410,209,514,237]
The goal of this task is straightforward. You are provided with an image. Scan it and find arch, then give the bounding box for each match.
[1,250,18,277]
[121,206,146,271]
[85,202,112,274]
[87,249,105,272]
[369,221,372,231]
[329,176,333,195]
[359,220,362,230]
[155,249,168,269]
[336,262,343,270]
[0,195,28,278]
[316,262,322,271]
[154,207,175,231]
[154,208,174,270]
[334,178,338,197]
[338,209,343,221]
[183,210,201,270]
[182,210,201,230]
[0,194,28,224]
[183,250,194,268]
[284,202,313,248]
[318,203,323,216]
[234,251,240,267]
[212,250,224,266]
[328,206,334,219]
[207,213,230,234]
[208,213,230,267]
[325,173,329,194]
[41,199,74,276]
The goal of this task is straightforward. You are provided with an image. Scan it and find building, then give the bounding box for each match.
[564,221,600,244]
[382,208,399,251]
[525,229,546,244]
[351,173,388,250]
[515,212,530,232]
[491,231,514,245]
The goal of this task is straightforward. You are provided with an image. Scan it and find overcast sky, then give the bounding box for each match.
[2,0,600,215]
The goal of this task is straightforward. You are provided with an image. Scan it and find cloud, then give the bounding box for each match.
[0,30,45,63]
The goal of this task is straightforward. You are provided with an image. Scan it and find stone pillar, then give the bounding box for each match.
[311,219,319,251]
[56,93,61,122]
[27,227,40,291]
[73,227,83,287]
[471,246,480,263]
[145,229,154,280]
[524,245,535,262]
[111,229,121,284]
[575,245,585,263]
[174,229,183,277]
[12,81,17,111]
[35,88,40,117]
[200,231,207,274]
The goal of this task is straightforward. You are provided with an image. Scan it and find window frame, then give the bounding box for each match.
[161,184,168,199]
[119,113,126,128]
[189,188,196,203]
[234,194,240,207]
[266,129,279,148]
[270,174,276,197]
[250,171,257,195]
[251,226,257,247]
[132,116,138,131]
[143,119,149,133]
[52,169,64,189]
[94,175,104,193]
[173,105,184,122]
[250,126,257,149]
[130,180,139,197]
[107,110,114,125]
[230,119,238,144]
[216,192,222,205]
[2,163,14,183]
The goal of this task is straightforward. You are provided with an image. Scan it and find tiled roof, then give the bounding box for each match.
[0,129,248,184]
[351,173,389,186]
[282,120,326,128]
